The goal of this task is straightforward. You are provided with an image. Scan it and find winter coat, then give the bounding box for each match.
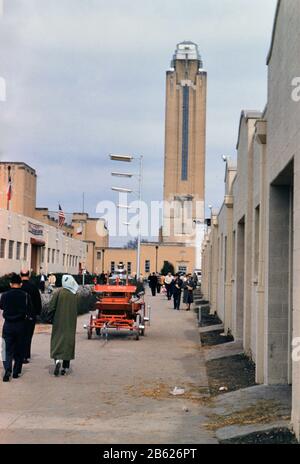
[48,288,78,361]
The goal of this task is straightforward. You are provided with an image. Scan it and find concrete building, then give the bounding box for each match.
[102,242,196,277]
[201,0,300,439]
[0,161,107,275]
[162,41,207,268]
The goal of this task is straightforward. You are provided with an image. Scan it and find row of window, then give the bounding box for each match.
[0,239,28,261]
[0,238,80,269]
[109,261,151,274]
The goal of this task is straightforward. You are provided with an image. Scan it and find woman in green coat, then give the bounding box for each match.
[48,275,79,376]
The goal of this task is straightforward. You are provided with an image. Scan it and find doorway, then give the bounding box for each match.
[267,161,294,385]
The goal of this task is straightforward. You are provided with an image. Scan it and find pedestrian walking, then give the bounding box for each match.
[164,273,174,300]
[21,269,42,363]
[38,268,47,294]
[0,273,34,382]
[148,273,158,297]
[156,274,162,294]
[183,274,196,311]
[48,273,56,294]
[173,275,183,310]
[47,275,79,377]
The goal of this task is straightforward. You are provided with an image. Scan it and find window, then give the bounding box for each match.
[97,251,101,260]
[41,247,45,263]
[178,265,187,273]
[52,249,55,264]
[111,261,115,273]
[47,248,51,263]
[127,262,132,274]
[145,260,150,273]
[181,85,190,181]
[56,250,60,264]
[254,206,260,279]
[63,254,66,266]
[16,242,21,260]
[232,231,236,277]
[8,241,14,260]
[23,243,28,261]
[0,239,6,259]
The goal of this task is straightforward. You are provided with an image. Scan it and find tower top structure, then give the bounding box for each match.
[171,41,203,69]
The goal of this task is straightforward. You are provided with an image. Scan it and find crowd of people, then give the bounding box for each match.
[0,270,79,382]
[0,267,198,383]
[148,272,198,311]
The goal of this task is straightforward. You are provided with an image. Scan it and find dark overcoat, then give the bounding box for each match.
[48,288,78,361]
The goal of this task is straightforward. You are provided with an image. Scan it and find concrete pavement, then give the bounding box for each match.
[0,290,217,444]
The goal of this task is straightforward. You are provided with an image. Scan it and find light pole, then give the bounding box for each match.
[109,153,143,279]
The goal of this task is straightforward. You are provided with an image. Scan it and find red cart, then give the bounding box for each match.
[85,282,148,340]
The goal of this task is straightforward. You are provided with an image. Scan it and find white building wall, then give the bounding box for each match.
[0,209,87,275]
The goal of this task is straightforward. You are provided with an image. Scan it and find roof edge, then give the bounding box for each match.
[266,0,282,65]
[236,110,263,150]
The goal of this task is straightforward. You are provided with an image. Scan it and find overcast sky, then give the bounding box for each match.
[0,0,277,244]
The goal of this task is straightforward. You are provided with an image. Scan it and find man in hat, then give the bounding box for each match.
[0,273,34,382]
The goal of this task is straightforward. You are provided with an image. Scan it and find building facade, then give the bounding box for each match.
[201,0,300,439]
[0,162,108,275]
[0,208,87,275]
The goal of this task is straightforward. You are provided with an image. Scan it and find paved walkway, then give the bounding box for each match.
[0,290,217,444]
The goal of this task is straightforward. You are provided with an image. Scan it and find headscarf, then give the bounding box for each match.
[62,275,79,295]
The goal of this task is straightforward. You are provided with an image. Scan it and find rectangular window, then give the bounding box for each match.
[16,242,21,260]
[127,262,132,274]
[224,236,228,281]
[56,250,60,264]
[41,247,45,263]
[8,240,14,259]
[52,249,55,264]
[97,251,101,260]
[254,206,260,279]
[111,261,115,273]
[47,248,51,264]
[63,254,66,266]
[181,85,190,181]
[145,260,150,273]
[23,243,28,261]
[0,239,6,259]
[232,231,236,277]
[178,265,187,273]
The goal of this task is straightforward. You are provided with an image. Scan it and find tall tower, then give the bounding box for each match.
[162,41,206,258]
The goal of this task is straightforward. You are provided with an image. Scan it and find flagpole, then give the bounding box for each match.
[7,165,11,211]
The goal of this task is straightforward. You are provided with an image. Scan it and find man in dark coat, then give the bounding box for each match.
[38,268,47,293]
[0,273,34,382]
[21,269,42,363]
[173,275,183,310]
[148,273,158,297]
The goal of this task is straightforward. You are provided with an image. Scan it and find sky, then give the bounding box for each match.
[0,0,277,245]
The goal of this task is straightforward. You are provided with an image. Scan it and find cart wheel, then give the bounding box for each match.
[87,328,92,339]
[96,328,101,336]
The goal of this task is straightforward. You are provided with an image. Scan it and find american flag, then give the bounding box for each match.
[58,204,65,228]
[7,166,12,210]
